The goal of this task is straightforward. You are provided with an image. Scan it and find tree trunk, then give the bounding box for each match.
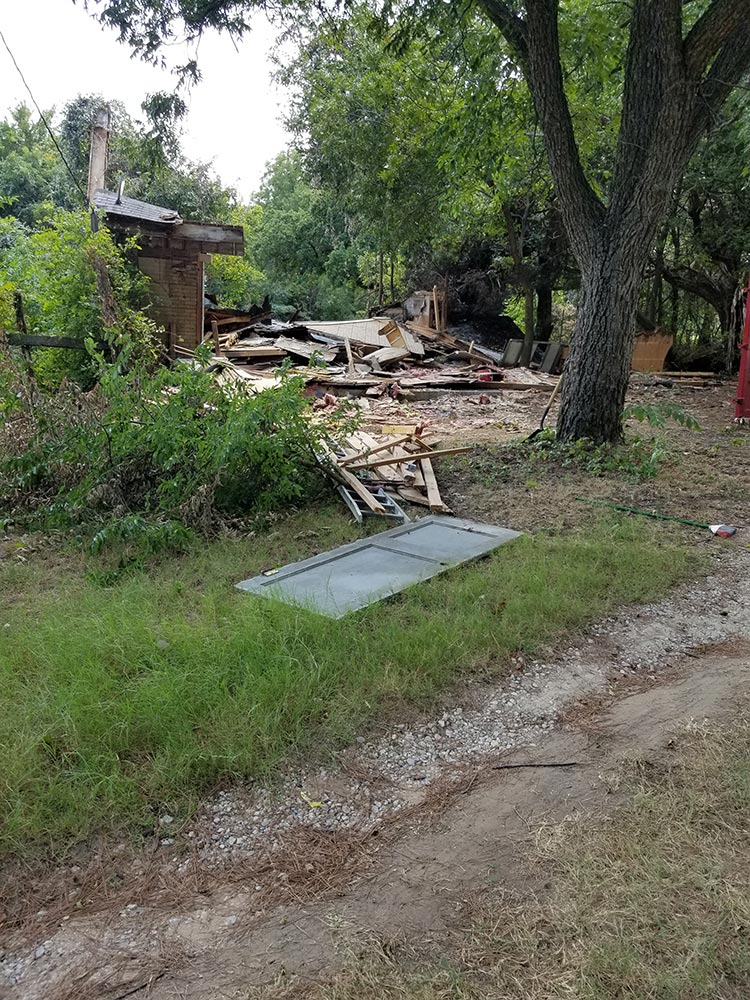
[13,291,27,334]
[536,284,553,339]
[378,251,384,307]
[520,284,535,366]
[648,226,667,325]
[556,249,641,442]
[722,287,744,372]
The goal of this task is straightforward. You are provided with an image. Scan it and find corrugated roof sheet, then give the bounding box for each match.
[93,189,183,225]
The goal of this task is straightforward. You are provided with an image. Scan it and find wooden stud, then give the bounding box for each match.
[346,445,472,473]
[420,458,451,513]
[344,337,356,377]
[321,445,386,514]
[340,434,422,466]
[211,319,222,356]
[397,487,431,507]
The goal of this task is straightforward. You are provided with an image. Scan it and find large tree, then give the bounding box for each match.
[480,0,750,439]
[85,0,750,440]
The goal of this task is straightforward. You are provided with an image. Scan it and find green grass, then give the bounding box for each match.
[0,507,698,860]
[283,717,750,1000]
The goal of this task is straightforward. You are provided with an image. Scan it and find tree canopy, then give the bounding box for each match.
[4,0,749,438]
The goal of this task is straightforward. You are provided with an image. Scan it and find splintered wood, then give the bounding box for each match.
[329,430,468,518]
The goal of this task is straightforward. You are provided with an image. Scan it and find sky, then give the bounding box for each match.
[0,0,292,201]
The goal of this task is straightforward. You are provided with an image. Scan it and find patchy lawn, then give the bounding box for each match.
[0,506,696,861]
[270,715,750,1000]
[432,381,750,534]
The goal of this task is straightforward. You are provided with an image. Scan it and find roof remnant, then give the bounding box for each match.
[93,189,183,225]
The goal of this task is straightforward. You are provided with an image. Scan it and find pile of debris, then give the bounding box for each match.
[322,428,469,523]
[178,311,558,401]
[176,307,560,523]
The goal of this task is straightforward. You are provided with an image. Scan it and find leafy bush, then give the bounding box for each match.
[0,342,354,550]
[524,429,669,480]
[0,209,157,387]
[623,400,701,430]
[517,402,701,480]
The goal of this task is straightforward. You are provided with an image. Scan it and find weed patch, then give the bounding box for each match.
[0,343,355,553]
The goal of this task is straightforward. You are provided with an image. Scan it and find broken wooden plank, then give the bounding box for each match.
[346,445,472,473]
[211,319,222,356]
[397,486,431,507]
[274,336,337,362]
[5,333,87,350]
[344,337,356,377]
[420,457,451,513]
[396,323,425,356]
[343,431,403,482]
[405,320,438,341]
[340,434,419,467]
[223,346,288,359]
[321,445,386,515]
[367,346,411,368]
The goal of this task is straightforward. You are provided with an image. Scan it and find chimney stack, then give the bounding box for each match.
[86,106,111,203]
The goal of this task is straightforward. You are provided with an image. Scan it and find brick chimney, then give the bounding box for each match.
[86,106,111,203]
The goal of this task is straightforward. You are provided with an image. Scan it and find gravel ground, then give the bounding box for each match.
[3,547,748,998]
[188,549,748,863]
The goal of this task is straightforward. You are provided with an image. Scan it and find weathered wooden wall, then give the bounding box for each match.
[139,255,204,353]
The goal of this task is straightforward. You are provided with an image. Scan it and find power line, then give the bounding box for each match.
[0,24,90,207]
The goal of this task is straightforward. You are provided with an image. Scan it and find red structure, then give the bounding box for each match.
[736,280,750,422]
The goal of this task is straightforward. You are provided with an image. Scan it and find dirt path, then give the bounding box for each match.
[3,553,749,1000]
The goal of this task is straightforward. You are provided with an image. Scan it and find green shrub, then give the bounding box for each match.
[0,209,157,387]
[0,342,354,549]
[519,403,701,480]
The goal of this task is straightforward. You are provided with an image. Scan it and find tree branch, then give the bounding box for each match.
[693,25,750,134]
[481,0,604,266]
[608,0,685,223]
[662,264,729,308]
[479,0,529,67]
[684,0,748,77]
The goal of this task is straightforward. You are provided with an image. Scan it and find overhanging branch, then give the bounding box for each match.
[693,25,750,134]
[684,0,748,77]
[479,0,529,66]
[479,0,604,266]
[525,0,605,258]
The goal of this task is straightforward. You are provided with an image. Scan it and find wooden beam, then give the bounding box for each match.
[177,222,244,248]
[211,319,222,356]
[5,333,88,350]
[397,486,431,507]
[346,445,472,472]
[344,337,356,377]
[420,458,451,513]
[340,434,421,466]
[343,431,403,482]
[223,346,287,359]
[321,445,386,514]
